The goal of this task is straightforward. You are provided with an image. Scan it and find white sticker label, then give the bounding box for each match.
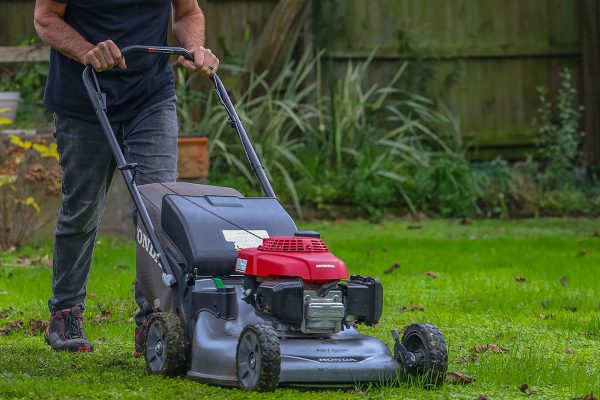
[222,230,269,250]
[235,258,248,273]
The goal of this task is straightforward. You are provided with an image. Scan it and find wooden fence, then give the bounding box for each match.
[1,0,599,163]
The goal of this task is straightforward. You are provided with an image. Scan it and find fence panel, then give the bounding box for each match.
[313,0,583,157]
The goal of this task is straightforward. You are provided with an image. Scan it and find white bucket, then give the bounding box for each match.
[0,92,21,123]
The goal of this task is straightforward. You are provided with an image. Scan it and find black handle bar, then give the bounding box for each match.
[120,45,194,61]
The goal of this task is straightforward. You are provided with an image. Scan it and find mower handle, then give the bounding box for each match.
[120,45,194,61]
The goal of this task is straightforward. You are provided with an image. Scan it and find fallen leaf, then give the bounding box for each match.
[0,320,24,335]
[459,354,480,364]
[0,306,16,319]
[41,255,52,268]
[425,270,438,279]
[560,276,569,287]
[347,386,365,396]
[15,256,31,267]
[399,304,425,313]
[565,305,578,312]
[473,396,489,400]
[472,344,509,354]
[572,393,597,400]
[93,304,112,323]
[445,371,476,385]
[89,292,97,298]
[29,319,48,334]
[95,337,106,344]
[514,276,526,282]
[538,313,555,320]
[384,262,401,275]
[565,348,575,354]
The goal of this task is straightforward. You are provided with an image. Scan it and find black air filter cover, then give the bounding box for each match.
[161,195,297,276]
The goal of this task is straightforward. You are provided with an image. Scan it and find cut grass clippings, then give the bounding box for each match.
[0,218,599,399]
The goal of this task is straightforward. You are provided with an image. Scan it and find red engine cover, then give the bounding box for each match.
[235,237,348,284]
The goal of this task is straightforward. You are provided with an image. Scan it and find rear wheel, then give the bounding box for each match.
[236,323,280,391]
[397,323,448,387]
[145,312,188,376]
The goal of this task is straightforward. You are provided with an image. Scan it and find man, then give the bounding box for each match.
[34,0,219,353]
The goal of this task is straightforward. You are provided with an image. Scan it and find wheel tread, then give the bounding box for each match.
[401,322,448,387]
[145,312,188,376]
[236,323,280,391]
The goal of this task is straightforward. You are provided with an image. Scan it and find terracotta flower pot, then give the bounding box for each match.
[177,135,209,180]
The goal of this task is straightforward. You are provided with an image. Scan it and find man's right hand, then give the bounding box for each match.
[82,40,126,72]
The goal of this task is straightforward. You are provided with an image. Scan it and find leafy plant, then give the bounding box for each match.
[0,136,60,250]
[175,68,205,134]
[201,47,475,218]
[204,49,320,217]
[535,68,584,189]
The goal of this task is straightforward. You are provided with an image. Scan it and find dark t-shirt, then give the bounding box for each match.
[44,0,175,122]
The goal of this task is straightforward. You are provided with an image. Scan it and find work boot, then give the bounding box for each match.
[44,306,94,352]
[134,321,149,358]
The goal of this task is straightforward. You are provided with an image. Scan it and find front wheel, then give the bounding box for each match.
[145,312,188,376]
[236,323,280,391]
[396,323,448,387]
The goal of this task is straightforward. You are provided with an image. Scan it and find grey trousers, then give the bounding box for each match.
[48,96,178,327]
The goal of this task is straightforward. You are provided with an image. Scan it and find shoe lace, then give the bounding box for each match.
[64,314,84,340]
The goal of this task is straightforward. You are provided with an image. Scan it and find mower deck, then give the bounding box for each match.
[187,279,399,387]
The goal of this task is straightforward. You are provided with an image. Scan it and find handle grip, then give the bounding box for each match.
[120,45,194,61]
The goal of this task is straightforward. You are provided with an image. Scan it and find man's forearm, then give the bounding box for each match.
[34,9,94,63]
[172,7,205,50]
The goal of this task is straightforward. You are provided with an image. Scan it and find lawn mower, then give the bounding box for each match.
[82,46,448,391]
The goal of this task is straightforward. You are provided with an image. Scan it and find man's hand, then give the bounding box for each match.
[83,40,126,72]
[178,46,219,76]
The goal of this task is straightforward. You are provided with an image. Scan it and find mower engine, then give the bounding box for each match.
[236,233,383,335]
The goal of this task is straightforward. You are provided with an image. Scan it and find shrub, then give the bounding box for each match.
[204,49,476,218]
[535,68,584,189]
[0,136,60,250]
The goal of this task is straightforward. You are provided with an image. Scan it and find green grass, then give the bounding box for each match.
[0,218,599,399]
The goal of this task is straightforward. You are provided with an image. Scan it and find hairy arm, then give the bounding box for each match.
[34,0,125,71]
[172,0,218,75]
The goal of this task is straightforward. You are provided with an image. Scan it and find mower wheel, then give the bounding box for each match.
[399,323,448,387]
[145,312,188,376]
[236,323,280,391]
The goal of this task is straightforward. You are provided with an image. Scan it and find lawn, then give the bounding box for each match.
[0,218,599,399]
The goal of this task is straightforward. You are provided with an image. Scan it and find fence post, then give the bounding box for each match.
[582,0,600,171]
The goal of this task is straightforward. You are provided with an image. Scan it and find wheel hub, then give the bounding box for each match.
[249,353,256,369]
[155,340,163,356]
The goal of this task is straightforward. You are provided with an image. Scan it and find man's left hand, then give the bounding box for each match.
[178,46,219,76]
